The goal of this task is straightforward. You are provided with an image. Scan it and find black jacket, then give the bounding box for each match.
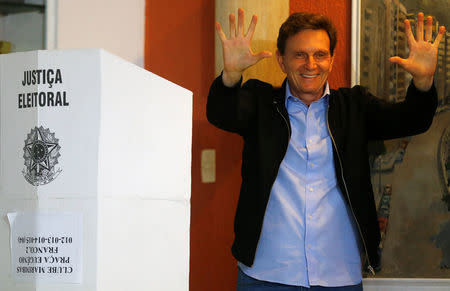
[206,75,437,273]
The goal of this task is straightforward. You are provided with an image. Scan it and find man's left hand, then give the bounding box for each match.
[389,12,445,91]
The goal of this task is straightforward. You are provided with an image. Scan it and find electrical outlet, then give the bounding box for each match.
[201,149,216,183]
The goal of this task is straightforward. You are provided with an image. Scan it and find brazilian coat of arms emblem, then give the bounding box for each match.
[22,126,62,186]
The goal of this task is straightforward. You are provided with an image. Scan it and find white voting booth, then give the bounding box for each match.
[0,49,192,291]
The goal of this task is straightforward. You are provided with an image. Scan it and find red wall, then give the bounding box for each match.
[145,1,351,290]
[145,1,242,290]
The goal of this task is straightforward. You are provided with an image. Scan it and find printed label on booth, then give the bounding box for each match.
[7,211,83,283]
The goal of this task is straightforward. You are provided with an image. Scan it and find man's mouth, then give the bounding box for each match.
[301,74,319,78]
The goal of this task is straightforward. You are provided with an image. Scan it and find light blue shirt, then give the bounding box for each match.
[238,82,362,287]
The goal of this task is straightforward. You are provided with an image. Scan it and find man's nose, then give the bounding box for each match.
[305,55,318,69]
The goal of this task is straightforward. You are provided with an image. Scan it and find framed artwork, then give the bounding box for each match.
[352,0,450,289]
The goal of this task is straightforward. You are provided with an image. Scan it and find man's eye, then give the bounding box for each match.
[315,52,329,60]
[296,53,306,59]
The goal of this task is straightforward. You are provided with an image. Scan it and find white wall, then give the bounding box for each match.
[49,0,146,67]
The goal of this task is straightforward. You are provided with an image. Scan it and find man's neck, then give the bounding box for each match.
[286,82,329,107]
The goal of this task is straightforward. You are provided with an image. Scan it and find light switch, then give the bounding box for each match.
[201,149,216,183]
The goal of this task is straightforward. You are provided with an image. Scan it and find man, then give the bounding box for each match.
[207,9,445,291]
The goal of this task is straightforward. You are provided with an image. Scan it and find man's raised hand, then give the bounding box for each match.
[216,8,272,87]
[389,12,445,91]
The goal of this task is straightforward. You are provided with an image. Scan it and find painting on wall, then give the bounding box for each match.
[357,0,450,278]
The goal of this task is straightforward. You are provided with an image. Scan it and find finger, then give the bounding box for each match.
[433,26,446,47]
[416,12,424,41]
[404,19,415,46]
[215,22,227,42]
[237,8,244,36]
[229,13,236,38]
[425,16,432,42]
[245,15,258,40]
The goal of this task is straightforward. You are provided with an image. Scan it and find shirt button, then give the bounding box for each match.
[309,187,314,192]
[308,139,313,143]
[310,162,314,167]
[309,215,312,219]
[307,244,311,249]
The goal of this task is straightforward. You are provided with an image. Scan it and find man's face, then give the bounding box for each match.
[277,29,334,105]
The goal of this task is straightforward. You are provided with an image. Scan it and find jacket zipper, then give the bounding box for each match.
[274,100,291,145]
[254,100,291,248]
[326,110,376,276]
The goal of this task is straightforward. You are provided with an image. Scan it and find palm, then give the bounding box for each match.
[400,39,437,77]
[222,36,260,73]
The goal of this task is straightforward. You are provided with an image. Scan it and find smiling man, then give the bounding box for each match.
[276,25,334,105]
[207,10,445,291]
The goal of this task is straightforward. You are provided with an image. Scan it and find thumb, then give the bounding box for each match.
[389,56,405,66]
[253,51,273,62]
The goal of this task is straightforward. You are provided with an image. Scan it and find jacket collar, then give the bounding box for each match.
[273,79,287,104]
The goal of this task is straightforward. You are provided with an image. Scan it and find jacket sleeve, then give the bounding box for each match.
[363,81,438,140]
[206,73,261,136]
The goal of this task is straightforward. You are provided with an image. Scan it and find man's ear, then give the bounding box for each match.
[276,50,286,74]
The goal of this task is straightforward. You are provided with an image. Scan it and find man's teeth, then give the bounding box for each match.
[301,74,319,78]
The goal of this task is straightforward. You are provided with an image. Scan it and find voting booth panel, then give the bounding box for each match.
[0,49,192,291]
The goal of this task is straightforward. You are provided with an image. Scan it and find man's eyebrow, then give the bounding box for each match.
[292,49,330,53]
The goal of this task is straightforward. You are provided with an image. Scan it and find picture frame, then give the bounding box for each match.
[352,0,450,290]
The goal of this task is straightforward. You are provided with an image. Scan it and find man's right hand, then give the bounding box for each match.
[216,8,272,87]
